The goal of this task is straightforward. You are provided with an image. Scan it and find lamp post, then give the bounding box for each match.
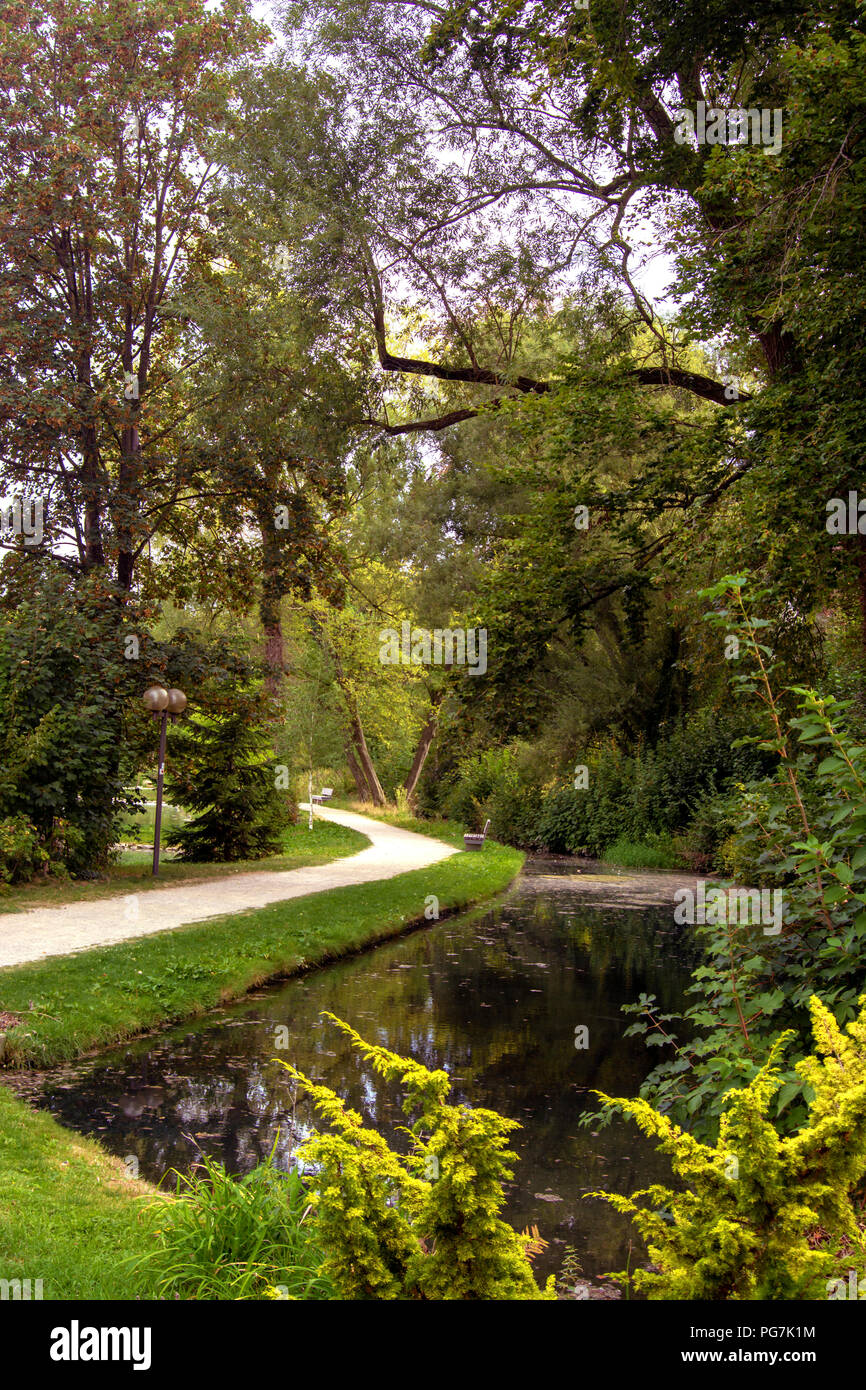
[142,685,187,876]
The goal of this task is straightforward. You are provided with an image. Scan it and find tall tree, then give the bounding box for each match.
[267,0,866,646]
[0,0,268,590]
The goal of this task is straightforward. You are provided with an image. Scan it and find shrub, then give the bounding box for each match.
[134,1150,333,1300]
[0,561,142,873]
[434,712,767,860]
[0,814,47,884]
[626,577,866,1137]
[279,1014,556,1300]
[0,814,80,886]
[592,994,866,1300]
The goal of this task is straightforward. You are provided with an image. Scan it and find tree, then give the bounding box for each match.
[0,0,268,591]
[167,685,292,861]
[0,557,144,870]
[264,0,866,645]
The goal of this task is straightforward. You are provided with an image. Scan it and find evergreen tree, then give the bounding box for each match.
[167,693,291,862]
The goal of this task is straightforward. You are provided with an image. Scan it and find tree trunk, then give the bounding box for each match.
[345,740,372,800]
[349,711,386,805]
[404,691,443,800]
[314,617,387,805]
[258,490,287,699]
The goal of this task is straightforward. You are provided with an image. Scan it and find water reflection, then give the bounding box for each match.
[33,863,697,1284]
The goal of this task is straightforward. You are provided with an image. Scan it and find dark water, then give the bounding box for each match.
[29,860,696,1285]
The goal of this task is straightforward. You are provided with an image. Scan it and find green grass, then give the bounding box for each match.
[0,819,368,915]
[601,835,680,870]
[117,801,187,844]
[0,840,524,1067]
[132,1150,333,1301]
[0,1083,158,1299]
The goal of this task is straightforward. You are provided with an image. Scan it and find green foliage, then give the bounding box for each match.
[602,835,678,871]
[279,1014,555,1300]
[592,994,866,1301]
[168,686,292,862]
[0,815,48,885]
[0,814,79,886]
[0,562,142,873]
[432,711,765,864]
[134,1149,333,1300]
[0,0,269,595]
[438,743,544,845]
[629,577,866,1136]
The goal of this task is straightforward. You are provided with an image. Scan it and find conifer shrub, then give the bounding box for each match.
[592,994,866,1300]
[278,1014,556,1300]
[167,690,292,861]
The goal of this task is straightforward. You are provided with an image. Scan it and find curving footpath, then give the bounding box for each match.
[0,805,456,970]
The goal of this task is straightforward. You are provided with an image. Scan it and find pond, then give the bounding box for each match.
[25,858,698,1288]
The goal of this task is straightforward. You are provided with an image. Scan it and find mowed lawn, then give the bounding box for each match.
[0,1083,158,1300]
[0,834,523,1299]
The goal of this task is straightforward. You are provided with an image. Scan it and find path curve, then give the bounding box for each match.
[0,806,456,970]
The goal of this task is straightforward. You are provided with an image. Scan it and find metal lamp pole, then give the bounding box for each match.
[142,686,187,877]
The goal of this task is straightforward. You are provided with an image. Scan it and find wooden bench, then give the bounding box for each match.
[311,787,334,805]
[463,818,491,850]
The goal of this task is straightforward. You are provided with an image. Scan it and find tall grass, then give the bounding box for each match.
[132,1147,334,1300]
[601,835,679,870]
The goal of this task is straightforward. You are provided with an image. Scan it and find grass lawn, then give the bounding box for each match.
[117,800,188,843]
[0,1083,159,1299]
[0,819,368,915]
[0,839,524,1067]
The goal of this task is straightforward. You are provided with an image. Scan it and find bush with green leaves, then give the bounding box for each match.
[0,814,47,885]
[0,560,142,874]
[536,710,764,858]
[279,1014,556,1300]
[433,713,763,860]
[592,993,866,1300]
[0,813,81,886]
[625,577,866,1137]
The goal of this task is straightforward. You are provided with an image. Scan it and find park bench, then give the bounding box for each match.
[463,818,491,851]
[311,787,334,804]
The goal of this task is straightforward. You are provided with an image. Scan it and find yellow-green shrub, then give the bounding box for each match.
[278,1014,555,1300]
[592,994,866,1300]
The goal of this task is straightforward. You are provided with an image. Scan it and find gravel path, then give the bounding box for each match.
[0,806,456,970]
